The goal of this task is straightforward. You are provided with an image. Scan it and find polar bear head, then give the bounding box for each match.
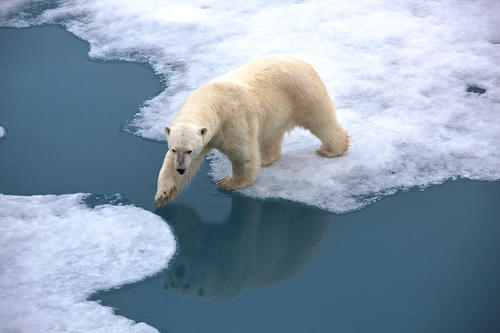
[165,123,208,174]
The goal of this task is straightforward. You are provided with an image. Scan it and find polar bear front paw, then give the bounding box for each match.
[155,184,178,206]
[316,142,348,158]
[217,175,248,191]
[316,146,338,158]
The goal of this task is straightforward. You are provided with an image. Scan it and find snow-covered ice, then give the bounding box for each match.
[1,0,499,212]
[0,194,175,332]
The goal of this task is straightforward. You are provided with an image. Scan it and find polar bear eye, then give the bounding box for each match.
[187,150,192,154]
[172,149,176,153]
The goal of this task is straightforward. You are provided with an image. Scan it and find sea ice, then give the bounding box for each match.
[0,193,175,332]
[1,0,499,212]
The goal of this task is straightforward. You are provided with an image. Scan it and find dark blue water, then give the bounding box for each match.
[1,26,499,333]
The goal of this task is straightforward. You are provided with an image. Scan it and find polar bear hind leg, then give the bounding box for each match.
[299,99,349,158]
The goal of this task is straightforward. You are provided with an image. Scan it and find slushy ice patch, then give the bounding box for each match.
[83,193,132,208]
[466,85,487,95]
[0,193,175,333]
[2,0,499,212]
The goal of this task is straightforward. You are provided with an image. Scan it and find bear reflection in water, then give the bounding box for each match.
[156,197,331,301]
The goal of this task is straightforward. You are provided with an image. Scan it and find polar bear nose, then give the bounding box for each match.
[176,168,185,174]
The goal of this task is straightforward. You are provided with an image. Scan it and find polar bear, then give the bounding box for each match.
[155,55,349,206]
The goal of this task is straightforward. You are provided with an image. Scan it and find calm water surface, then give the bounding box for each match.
[1,26,499,333]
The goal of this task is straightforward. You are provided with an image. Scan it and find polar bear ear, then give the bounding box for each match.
[200,127,208,136]
[165,126,171,136]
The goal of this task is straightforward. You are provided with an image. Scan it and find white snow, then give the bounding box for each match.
[0,0,32,16]
[0,193,175,333]
[1,0,499,212]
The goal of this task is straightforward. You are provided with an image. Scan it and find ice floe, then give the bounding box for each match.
[0,193,175,332]
[1,0,499,212]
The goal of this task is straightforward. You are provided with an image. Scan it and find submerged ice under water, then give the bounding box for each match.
[0,193,175,332]
[2,0,499,212]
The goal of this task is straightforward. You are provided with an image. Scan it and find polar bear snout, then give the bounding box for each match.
[173,150,191,174]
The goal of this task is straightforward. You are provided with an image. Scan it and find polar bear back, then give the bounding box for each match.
[172,55,335,149]
[216,54,331,130]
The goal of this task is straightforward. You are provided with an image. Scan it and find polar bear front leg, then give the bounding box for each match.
[155,150,180,206]
[217,146,261,191]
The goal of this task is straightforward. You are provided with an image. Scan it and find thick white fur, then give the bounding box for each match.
[155,55,349,206]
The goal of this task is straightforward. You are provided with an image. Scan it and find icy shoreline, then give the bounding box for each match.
[2,0,499,212]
